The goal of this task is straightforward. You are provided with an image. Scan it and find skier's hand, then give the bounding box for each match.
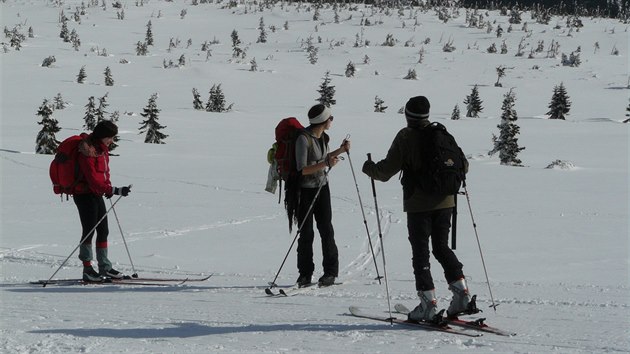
[113,185,132,197]
[362,159,375,175]
[325,154,340,168]
[340,139,351,153]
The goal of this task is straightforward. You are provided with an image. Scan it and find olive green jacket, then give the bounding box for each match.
[362,120,467,213]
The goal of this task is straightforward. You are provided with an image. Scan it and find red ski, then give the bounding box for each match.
[349,306,482,337]
[394,303,515,336]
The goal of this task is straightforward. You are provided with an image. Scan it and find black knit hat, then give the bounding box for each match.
[405,96,430,120]
[92,120,118,139]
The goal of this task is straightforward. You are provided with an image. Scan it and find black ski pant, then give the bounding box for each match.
[296,184,339,278]
[73,193,109,247]
[407,207,463,291]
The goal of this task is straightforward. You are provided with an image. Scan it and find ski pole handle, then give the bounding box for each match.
[367,153,372,162]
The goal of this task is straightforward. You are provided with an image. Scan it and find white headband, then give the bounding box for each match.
[405,107,430,119]
[309,106,332,124]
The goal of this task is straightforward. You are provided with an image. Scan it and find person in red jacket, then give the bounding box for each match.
[74,120,131,281]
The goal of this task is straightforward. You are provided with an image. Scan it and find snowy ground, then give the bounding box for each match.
[1,1,628,353]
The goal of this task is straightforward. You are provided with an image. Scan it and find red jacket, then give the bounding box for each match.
[76,133,113,196]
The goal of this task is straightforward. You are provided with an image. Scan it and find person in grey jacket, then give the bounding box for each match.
[295,104,350,287]
[362,96,476,323]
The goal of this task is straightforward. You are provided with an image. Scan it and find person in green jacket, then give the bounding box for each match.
[362,96,476,323]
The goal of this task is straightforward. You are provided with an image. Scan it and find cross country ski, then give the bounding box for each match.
[32,274,212,287]
[393,303,515,336]
[265,281,342,297]
[348,306,481,337]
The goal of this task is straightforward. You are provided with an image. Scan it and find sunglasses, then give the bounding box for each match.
[328,116,334,122]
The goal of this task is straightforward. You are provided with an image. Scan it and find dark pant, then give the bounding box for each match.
[407,208,463,291]
[73,193,109,251]
[296,184,339,277]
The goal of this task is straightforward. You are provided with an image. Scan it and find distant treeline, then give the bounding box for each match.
[309,1,629,19]
[456,0,628,18]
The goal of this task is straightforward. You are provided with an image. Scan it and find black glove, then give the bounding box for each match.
[112,186,131,197]
[362,160,375,174]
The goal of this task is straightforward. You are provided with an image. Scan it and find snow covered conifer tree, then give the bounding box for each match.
[306,36,318,64]
[256,17,267,43]
[547,82,571,120]
[451,104,461,120]
[77,65,87,84]
[83,96,98,131]
[403,68,417,80]
[104,66,114,86]
[96,93,109,123]
[136,41,148,55]
[316,71,336,107]
[41,56,56,67]
[145,20,153,46]
[109,112,120,151]
[464,85,484,117]
[374,96,387,112]
[313,6,320,21]
[35,99,61,154]
[53,93,67,110]
[345,61,355,77]
[139,93,168,144]
[495,66,506,87]
[206,84,224,112]
[70,29,80,51]
[489,89,525,166]
[60,19,70,42]
[231,30,244,59]
[192,88,204,110]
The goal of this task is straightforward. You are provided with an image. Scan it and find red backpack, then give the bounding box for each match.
[267,118,312,230]
[49,135,84,199]
[273,117,305,181]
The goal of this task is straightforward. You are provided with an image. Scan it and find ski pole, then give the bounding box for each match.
[267,168,331,289]
[367,153,393,324]
[452,192,458,250]
[43,195,124,287]
[345,135,382,283]
[109,197,138,278]
[463,182,498,311]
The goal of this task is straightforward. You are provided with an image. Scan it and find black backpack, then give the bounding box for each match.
[409,122,467,195]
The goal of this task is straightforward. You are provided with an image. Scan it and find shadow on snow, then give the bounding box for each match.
[29,320,400,338]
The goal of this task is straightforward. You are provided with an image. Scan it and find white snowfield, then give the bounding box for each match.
[1,1,628,353]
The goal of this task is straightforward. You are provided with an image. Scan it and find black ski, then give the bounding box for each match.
[265,282,342,297]
[394,303,515,336]
[116,274,213,282]
[349,306,481,337]
[31,278,187,286]
[33,274,212,286]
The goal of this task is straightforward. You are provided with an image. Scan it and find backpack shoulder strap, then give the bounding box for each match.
[298,129,314,149]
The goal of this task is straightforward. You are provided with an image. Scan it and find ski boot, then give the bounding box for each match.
[446,278,480,318]
[407,289,447,325]
[83,266,104,282]
[296,274,312,288]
